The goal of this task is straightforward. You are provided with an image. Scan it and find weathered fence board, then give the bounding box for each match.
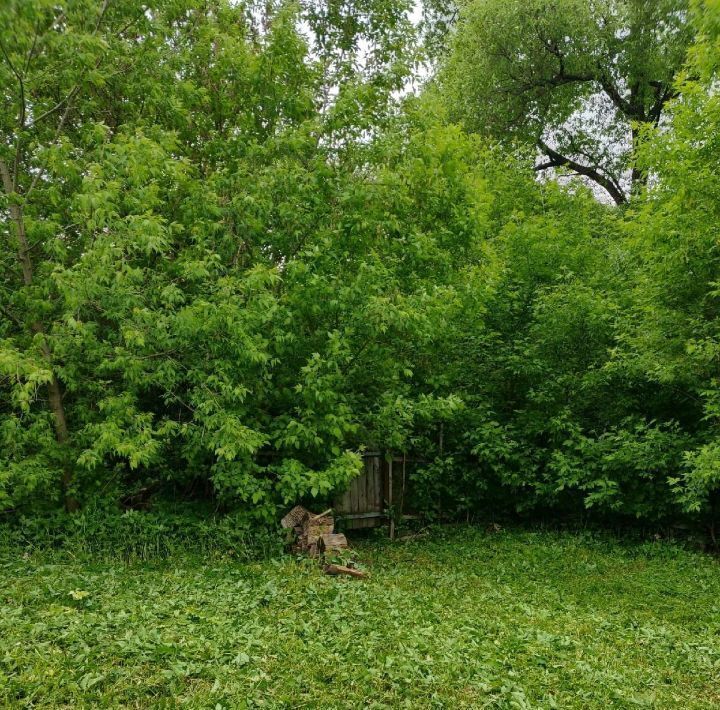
[335,453,385,530]
[334,453,418,531]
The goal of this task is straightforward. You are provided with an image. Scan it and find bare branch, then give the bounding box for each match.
[28,85,80,129]
[537,139,627,205]
[649,83,677,125]
[0,36,28,190]
[597,72,635,118]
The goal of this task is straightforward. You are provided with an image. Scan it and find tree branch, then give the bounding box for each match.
[649,83,677,125]
[28,85,80,129]
[26,0,110,131]
[597,72,635,118]
[23,21,41,75]
[0,37,26,133]
[0,36,28,190]
[537,139,627,205]
[0,303,22,328]
[532,35,640,123]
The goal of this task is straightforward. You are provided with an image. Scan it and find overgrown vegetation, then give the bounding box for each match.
[3,0,720,538]
[0,504,283,560]
[2,529,719,707]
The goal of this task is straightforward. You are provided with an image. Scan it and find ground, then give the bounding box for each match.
[1,528,719,708]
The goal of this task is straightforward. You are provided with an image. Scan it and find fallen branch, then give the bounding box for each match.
[323,564,367,579]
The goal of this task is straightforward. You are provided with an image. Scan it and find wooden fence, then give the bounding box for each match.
[334,452,418,534]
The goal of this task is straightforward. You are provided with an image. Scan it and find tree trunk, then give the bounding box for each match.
[0,159,76,510]
[630,126,649,195]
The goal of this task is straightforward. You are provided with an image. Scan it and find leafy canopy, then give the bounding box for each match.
[439,0,693,204]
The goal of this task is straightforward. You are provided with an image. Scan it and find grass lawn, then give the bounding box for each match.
[1,527,719,708]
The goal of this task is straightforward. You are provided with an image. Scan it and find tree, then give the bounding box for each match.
[0,0,125,509]
[2,0,468,519]
[619,0,720,521]
[438,0,694,204]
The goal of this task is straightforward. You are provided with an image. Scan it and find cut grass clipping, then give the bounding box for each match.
[2,528,719,708]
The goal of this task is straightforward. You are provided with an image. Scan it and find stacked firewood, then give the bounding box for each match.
[281,505,365,578]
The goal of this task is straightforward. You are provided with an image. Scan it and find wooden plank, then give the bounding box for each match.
[360,459,368,513]
[347,474,355,514]
[374,456,382,510]
[334,454,388,522]
[357,460,367,513]
[382,457,389,507]
[364,457,372,511]
[342,512,385,520]
[336,485,351,514]
[389,458,394,540]
[350,476,360,513]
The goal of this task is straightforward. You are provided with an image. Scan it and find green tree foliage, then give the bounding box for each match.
[2,0,720,536]
[618,0,720,516]
[0,0,418,517]
[439,0,694,204]
[409,0,720,528]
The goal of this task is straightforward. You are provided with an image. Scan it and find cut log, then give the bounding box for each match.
[303,512,334,547]
[281,505,310,529]
[317,533,348,554]
[323,564,367,579]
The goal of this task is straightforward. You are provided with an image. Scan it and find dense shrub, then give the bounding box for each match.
[2,0,720,536]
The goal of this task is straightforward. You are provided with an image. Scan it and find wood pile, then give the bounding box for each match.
[302,509,334,554]
[280,505,366,578]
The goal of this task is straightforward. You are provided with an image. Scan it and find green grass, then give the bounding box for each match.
[1,528,719,708]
